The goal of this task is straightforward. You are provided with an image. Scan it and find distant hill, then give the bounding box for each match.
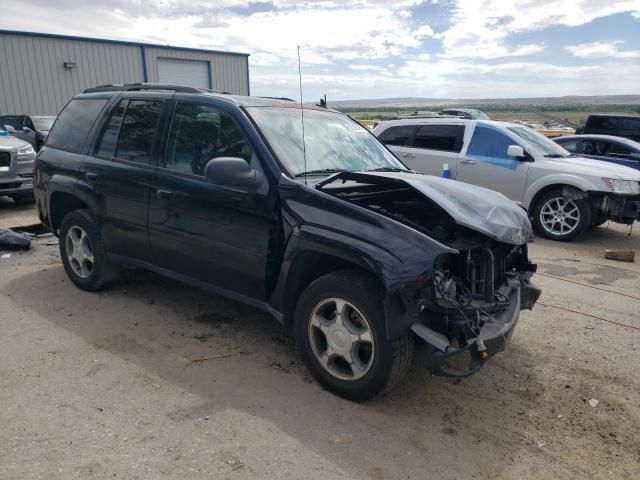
[331,95,640,109]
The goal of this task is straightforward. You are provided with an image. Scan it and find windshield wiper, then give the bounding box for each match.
[294,168,348,177]
[366,167,411,173]
[544,153,568,158]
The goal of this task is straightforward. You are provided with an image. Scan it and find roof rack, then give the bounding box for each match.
[258,96,296,102]
[83,83,205,94]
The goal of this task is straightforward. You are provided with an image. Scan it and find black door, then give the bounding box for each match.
[149,101,275,300]
[82,94,170,261]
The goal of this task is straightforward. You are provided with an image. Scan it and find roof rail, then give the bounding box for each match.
[258,96,296,102]
[82,83,204,94]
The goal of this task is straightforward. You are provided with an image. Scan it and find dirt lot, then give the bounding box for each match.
[1,197,639,480]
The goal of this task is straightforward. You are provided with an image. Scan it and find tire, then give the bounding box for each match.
[294,269,414,401]
[58,209,118,291]
[532,189,592,241]
[12,192,34,205]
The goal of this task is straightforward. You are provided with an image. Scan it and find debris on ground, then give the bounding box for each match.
[0,229,31,250]
[2,253,11,259]
[588,398,599,408]
[604,249,635,262]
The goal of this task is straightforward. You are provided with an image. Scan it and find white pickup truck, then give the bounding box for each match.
[374,118,640,241]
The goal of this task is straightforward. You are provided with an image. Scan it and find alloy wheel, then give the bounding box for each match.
[65,225,94,278]
[539,197,580,236]
[308,297,375,381]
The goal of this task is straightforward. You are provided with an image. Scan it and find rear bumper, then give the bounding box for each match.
[413,281,541,378]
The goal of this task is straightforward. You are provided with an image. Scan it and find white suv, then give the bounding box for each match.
[374,119,640,241]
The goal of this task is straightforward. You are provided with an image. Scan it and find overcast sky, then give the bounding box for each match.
[2,0,640,101]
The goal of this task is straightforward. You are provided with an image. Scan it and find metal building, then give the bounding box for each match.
[0,30,250,115]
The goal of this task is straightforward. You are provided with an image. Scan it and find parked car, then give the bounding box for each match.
[0,129,36,203]
[440,108,490,120]
[35,83,540,401]
[374,119,640,241]
[575,114,640,142]
[0,114,56,151]
[553,135,640,171]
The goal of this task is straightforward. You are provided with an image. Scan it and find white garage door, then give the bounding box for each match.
[157,58,210,88]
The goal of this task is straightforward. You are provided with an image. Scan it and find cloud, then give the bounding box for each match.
[565,40,640,59]
[438,0,640,59]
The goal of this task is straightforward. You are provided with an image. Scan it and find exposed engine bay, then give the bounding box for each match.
[317,171,541,376]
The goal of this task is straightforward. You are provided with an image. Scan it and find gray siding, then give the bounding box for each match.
[0,33,144,115]
[0,32,250,116]
[144,47,249,95]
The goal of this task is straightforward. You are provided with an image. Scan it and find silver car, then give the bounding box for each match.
[0,131,36,203]
[374,118,640,241]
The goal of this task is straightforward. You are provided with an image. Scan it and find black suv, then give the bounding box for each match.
[577,114,640,142]
[35,84,540,401]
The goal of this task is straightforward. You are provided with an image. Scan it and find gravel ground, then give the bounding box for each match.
[1,200,639,480]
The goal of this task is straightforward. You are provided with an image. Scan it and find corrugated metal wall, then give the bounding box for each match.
[0,32,249,116]
[0,33,144,115]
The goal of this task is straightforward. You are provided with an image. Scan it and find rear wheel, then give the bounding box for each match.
[59,209,118,291]
[532,189,591,241]
[294,269,414,401]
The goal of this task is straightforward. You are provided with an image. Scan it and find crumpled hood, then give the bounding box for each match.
[354,172,534,245]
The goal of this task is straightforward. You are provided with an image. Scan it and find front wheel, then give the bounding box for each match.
[294,270,414,401]
[532,189,591,241]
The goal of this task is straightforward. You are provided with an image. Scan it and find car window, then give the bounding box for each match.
[164,102,253,176]
[608,143,632,156]
[559,140,577,152]
[581,140,626,156]
[412,125,464,152]
[621,118,640,132]
[94,99,163,164]
[24,117,35,130]
[467,125,513,159]
[46,99,108,153]
[0,115,25,129]
[587,117,617,130]
[377,125,417,146]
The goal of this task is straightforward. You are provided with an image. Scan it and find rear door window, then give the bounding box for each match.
[377,125,417,146]
[45,99,107,153]
[94,99,163,164]
[411,125,464,152]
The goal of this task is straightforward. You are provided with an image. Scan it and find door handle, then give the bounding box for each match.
[85,172,98,180]
[156,189,174,199]
[401,153,416,158]
[460,159,476,165]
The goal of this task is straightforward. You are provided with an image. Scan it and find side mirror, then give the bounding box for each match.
[4,125,16,134]
[22,126,33,133]
[507,145,525,158]
[204,157,262,187]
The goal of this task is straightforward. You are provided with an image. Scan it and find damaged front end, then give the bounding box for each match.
[317,171,541,378]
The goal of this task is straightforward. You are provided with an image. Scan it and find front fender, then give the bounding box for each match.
[269,223,454,339]
[523,174,598,209]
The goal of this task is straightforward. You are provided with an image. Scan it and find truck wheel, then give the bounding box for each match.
[58,209,118,291]
[532,189,591,241]
[294,269,414,401]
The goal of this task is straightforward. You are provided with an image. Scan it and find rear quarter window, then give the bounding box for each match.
[46,98,108,153]
[621,117,640,132]
[377,125,417,146]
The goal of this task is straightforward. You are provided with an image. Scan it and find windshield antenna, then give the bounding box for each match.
[297,45,307,185]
